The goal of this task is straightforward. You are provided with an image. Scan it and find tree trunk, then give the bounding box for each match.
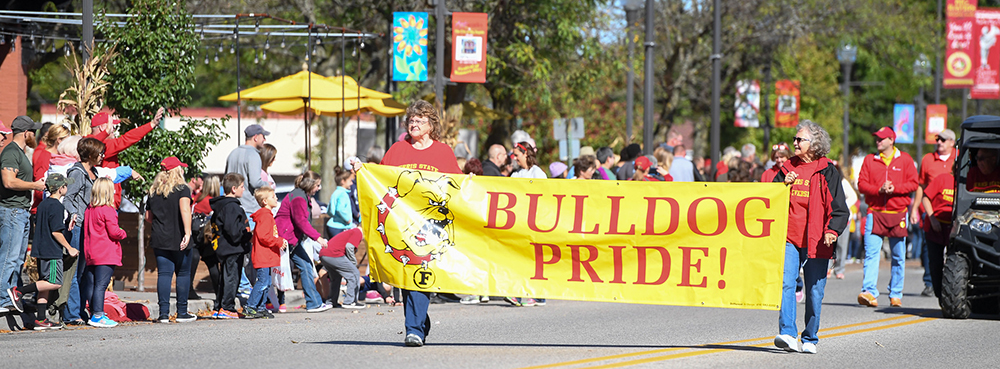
[319,115,336,205]
[137,209,145,292]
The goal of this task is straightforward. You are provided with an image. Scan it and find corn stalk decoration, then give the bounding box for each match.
[57,44,118,136]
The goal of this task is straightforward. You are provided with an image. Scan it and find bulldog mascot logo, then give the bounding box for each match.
[376,170,460,271]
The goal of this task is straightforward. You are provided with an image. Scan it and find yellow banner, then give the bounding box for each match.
[358,164,790,310]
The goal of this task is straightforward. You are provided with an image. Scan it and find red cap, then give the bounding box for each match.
[160,156,188,171]
[91,112,120,127]
[0,120,10,134]
[873,126,896,141]
[634,156,653,171]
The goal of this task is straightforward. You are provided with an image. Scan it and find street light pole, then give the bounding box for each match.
[914,54,931,163]
[624,0,641,144]
[643,0,655,155]
[710,0,721,169]
[837,43,857,173]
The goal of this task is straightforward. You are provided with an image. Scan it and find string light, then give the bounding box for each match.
[200,25,205,39]
[64,41,71,56]
[230,43,235,54]
[214,51,219,62]
[264,36,269,50]
[50,41,56,53]
[218,44,223,53]
[262,50,267,60]
[280,37,285,48]
[9,38,14,53]
[254,51,259,64]
[255,19,260,33]
[204,54,209,64]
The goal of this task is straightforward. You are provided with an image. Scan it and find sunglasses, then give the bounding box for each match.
[935,137,950,142]
[793,137,810,143]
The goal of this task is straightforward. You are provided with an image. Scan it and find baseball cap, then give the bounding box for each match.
[549,162,568,178]
[634,156,653,171]
[91,112,120,127]
[160,156,189,171]
[46,172,75,192]
[0,120,10,134]
[873,127,896,141]
[936,129,956,141]
[244,124,271,137]
[11,116,41,133]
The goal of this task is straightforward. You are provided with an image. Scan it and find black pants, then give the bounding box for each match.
[216,254,242,312]
[199,250,221,298]
[927,239,947,298]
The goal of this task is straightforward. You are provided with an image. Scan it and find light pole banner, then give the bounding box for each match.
[358,164,790,310]
[734,80,760,127]
[894,104,915,144]
[926,104,949,144]
[774,80,800,128]
[972,9,1000,99]
[946,1,978,88]
[450,12,488,83]
[392,12,429,82]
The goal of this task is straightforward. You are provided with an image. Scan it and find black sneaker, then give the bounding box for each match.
[921,285,934,297]
[260,309,274,319]
[342,301,366,309]
[241,308,259,319]
[6,287,23,312]
[157,315,171,323]
[404,333,424,347]
[175,313,198,323]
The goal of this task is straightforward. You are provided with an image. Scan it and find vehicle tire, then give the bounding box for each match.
[941,253,971,319]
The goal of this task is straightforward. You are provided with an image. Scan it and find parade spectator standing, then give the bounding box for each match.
[326,168,356,238]
[511,142,546,179]
[87,109,163,207]
[225,124,271,297]
[31,124,69,215]
[922,171,955,298]
[83,178,126,328]
[463,158,484,176]
[9,173,76,329]
[595,147,617,180]
[549,162,568,179]
[910,129,957,297]
[857,127,918,308]
[274,171,329,313]
[632,156,662,181]
[772,121,849,354]
[616,143,642,180]
[669,145,695,182]
[147,157,197,323]
[573,156,598,180]
[63,137,105,324]
[246,187,285,319]
[355,100,461,347]
[483,144,506,177]
[260,143,278,190]
[209,173,252,319]
[0,116,46,313]
[761,143,791,183]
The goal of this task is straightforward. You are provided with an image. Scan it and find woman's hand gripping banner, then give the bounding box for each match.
[358,164,790,310]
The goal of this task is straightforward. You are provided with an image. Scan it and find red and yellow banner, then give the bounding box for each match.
[926,104,949,144]
[972,9,1000,99]
[450,12,488,83]
[774,80,800,128]
[946,1,977,88]
[358,164,790,310]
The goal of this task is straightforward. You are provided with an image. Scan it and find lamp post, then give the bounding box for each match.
[624,0,641,144]
[643,0,655,154]
[837,42,857,173]
[914,53,931,163]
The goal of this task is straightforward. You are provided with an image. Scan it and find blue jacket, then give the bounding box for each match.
[326,186,354,230]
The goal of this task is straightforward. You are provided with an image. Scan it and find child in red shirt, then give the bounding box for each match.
[246,186,287,319]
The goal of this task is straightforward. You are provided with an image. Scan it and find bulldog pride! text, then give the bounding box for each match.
[358,164,791,311]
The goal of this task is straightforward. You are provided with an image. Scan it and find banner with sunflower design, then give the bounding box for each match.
[392,12,429,82]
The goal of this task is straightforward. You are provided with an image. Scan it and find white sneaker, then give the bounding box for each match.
[479,295,490,303]
[774,334,800,352]
[460,296,481,305]
[307,303,333,313]
[801,342,817,354]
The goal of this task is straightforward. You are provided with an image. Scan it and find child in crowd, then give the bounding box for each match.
[9,173,78,330]
[209,173,252,319]
[318,227,365,309]
[83,178,127,328]
[325,167,356,238]
[246,186,286,319]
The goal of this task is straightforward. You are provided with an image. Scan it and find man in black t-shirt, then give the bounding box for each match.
[0,116,46,313]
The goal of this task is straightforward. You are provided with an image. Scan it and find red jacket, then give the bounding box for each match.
[858,148,918,212]
[251,207,285,269]
[31,144,51,214]
[775,157,850,259]
[86,122,156,206]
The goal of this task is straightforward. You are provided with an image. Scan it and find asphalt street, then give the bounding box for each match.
[2,260,998,369]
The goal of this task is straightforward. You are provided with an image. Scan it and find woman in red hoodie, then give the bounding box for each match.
[771,120,849,354]
[246,187,286,319]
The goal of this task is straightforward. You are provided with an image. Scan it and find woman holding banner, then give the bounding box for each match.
[355,100,461,347]
[771,120,849,354]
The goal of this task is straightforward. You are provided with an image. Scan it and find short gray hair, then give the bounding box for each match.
[741,143,757,159]
[796,120,831,159]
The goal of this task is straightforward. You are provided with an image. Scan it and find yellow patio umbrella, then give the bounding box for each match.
[260,97,406,117]
[217,71,362,101]
[326,75,393,99]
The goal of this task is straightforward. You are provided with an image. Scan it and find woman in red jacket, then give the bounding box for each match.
[771,120,849,354]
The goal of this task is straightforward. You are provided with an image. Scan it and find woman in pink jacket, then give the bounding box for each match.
[274,171,329,312]
[82,178,127,328]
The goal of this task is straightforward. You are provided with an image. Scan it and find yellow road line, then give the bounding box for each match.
[521,314,929,369]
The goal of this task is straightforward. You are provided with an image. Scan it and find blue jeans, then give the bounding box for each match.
[290,241,322,309]
[779,242,828,344]
[83,265,114,316]
[403,289,431,339]
[63,225,86,321]
[0,206,29,308]
[154,248,193,316]
[248,267,271,310]
[862,212,906,299]
[239,212,255,293]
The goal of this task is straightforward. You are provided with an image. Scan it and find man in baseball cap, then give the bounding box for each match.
[909,127,959,297]
[0,115,46,311]
[244,124,270,139]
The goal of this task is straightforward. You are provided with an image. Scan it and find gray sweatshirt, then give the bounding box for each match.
[64,162,94,226]
[225,144,267,213]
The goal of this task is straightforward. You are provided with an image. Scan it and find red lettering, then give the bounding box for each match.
[609,246,626,284]
[678,246,708,287]
[527,194,565,233]
[643,197,679,235]
[688,197,726,236]
[606,196,635,235]
[485,192,517,230]
[736,197,773,238]
[570,195,599,234]
[568,245,603,283]
[634,246,671,285]
[531,243,561,280]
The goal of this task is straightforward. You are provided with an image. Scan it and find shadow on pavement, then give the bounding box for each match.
[307,341,777,353]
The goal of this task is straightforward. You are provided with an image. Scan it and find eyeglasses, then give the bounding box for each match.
[793,137,810,143]
[409,118,430,126]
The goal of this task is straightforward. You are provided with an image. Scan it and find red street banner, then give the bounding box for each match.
[450,12,488,84]
[972,9,1000,99]
[774,80,800,128]
[925,105,949,144]
[946,17,976,88]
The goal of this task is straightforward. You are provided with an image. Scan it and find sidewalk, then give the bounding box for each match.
[116,289,307,318]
